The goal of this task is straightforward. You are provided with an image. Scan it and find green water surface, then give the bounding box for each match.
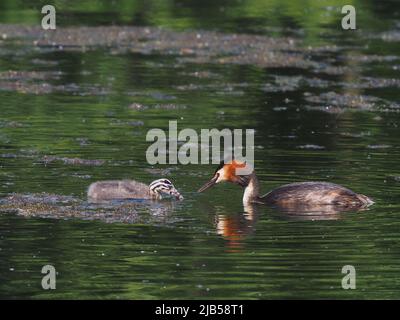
[0,0,399,299]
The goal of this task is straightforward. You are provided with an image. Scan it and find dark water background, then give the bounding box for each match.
[0,0,399,299]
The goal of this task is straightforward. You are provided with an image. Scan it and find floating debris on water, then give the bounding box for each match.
[154,104,186,110]
[144,167,179,176]
[70,173,92,180]
[261,76,331,93]
[343,77,400,89]
[41,156,105,166]
[367,144,392,149]
[297,144,326,150]
[110,119,144,127]
[346,54,399,63]
[0,120,25,128]
[75,137,90,146]
[0,70,62,81]
[128,103,147,110]
[128,103,186,111]
[0,153,18,158]
[375,30,400,42]
[304,91,399,112]
[0,25,307,69]
[0,193,180,224]
[389,175,400,182]
[180,71,221,79]
[0,80,111,95]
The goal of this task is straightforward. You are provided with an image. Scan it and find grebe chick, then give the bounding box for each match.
[198,161,374,210]
[88,178,183,202]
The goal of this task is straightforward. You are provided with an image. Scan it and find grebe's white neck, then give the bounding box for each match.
[242,172,260,205]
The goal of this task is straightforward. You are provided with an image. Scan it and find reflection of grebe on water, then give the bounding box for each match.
[214,204,259,251]
[213,201,367,251]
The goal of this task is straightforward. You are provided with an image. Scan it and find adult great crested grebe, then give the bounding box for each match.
[88,178,183,202]
[198,161,374,210]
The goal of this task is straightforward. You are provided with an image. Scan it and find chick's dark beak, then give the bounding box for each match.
[197,174,218,193]
[170,188,184,201]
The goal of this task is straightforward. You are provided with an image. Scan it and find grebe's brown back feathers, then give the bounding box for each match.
[260,182,373,208]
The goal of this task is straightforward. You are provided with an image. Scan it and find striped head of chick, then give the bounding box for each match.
[149,179,184,200]
[197,160,253,193]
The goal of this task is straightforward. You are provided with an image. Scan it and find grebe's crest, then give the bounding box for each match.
[149,179,183,200]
